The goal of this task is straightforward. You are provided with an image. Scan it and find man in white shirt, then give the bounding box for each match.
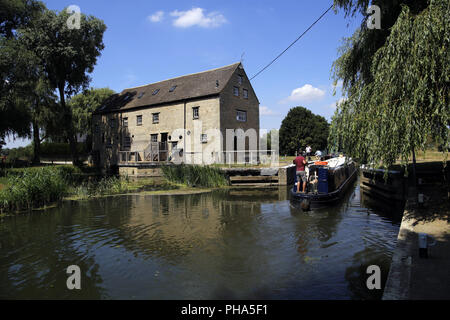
[306,146,312,156]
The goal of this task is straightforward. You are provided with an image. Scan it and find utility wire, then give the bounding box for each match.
[250,4,334,81]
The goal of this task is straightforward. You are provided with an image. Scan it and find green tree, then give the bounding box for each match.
[0,0,44,38]
[260,129,278,151]
[329,0,449,174]
[68,87,115,151]
[0,0,45,144]
[21,7,107,166]
[279,106,329,156]
[1,1,61,164]
[8,36,59,164]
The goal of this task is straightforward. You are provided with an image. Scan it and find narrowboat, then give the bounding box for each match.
[290,156,357,209]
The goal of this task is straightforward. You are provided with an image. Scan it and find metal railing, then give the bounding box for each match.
[119,149,278,165]
[222,150,277,165]
[119,150,169,164]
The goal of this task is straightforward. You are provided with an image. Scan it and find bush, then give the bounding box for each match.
[162,164,228,188]
[5,146,33,163]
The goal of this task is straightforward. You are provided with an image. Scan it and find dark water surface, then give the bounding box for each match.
[0,178,402,299]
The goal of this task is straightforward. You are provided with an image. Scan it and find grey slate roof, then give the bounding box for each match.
[94,62,241,114]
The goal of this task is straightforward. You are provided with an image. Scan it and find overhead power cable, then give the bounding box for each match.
[250,4,334,81]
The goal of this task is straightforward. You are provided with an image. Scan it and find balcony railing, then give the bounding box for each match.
[119,149,277,165]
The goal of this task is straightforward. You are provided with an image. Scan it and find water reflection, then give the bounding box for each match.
[0,179,401,300]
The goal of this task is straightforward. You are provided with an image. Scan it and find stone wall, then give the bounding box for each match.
[119,165,164,178]
[278,164,296,186]
[219,65,260,157]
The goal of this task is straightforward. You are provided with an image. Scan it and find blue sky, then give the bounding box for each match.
[5,0,362,148]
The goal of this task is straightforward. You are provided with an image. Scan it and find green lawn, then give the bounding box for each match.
[396,150,449,164]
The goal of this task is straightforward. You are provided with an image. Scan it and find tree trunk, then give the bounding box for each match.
[32,119,41,165]
[58,84,80,166]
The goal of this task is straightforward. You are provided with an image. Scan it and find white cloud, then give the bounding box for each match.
[260,106,279,116]
[148,11,164,23]
[170,8,227,28]
[282,84,325,103]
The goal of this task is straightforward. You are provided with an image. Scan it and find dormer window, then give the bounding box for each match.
[169,85,177,92]
[152,89,160,95]
[138,92,145,99]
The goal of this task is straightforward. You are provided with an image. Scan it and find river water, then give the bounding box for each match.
[0,178,402,300]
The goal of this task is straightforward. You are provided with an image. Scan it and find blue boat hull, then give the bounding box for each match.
[290,164,358,209]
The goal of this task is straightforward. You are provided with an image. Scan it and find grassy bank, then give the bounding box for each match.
[396,150,449,164]
[0,166,70,213]
[162,164,228,188]
[0,166,182,214]
[70,176,179,200]
[0,164,231,214]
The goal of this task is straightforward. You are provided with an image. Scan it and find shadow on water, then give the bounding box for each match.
[0,178,401,300]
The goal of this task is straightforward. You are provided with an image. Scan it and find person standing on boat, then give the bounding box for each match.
[293,150,307,193]
[306,145,312,157]
[315,149,322,160]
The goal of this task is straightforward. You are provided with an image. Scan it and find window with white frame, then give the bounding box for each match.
[243,89,248,99]
[123,117,128,127]
[193,106,199,119]
[152,113,159,124]
[233,86,239,96]
[236,110,247,122]
[201,134,208,143]
[151,134,158,143]
[136,115,142,126]
[238,75,243,85]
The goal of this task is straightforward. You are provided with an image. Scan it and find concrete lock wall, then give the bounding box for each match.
[278,165,296,186]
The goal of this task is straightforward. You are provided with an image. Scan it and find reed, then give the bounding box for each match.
[73,176,129,198]
[161,164,228,188]
[0,166,69,212]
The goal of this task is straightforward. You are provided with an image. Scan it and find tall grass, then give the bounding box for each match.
[162,164,228,188]
[0,167,69,212]
[73,176,129,199]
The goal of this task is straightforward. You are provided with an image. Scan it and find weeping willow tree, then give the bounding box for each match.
[329,0,449,171]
